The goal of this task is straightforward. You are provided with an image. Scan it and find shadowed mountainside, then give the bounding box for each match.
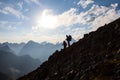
[0,45,40,79]
[18,18,120,80]
[0,72,13,80]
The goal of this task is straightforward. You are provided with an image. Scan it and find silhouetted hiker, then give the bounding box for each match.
[63,41,67,49]
[66,35,72,47]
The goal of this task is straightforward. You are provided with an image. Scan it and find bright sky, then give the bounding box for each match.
[0,0,120,43]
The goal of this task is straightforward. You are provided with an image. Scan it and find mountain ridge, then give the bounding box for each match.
[0,41,62,62]
[19,40,62,61]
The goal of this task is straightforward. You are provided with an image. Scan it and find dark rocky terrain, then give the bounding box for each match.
[0,72,13,80]
[18,18,120,80]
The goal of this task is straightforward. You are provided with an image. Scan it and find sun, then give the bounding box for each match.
[36,9,58,29]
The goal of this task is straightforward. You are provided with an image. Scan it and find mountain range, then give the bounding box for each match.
[1,39,75,62]
[19,40,62,61]
[0,39,75,79]
[0,45,40,79]
[17,18,120,80]
[0,42,25,54]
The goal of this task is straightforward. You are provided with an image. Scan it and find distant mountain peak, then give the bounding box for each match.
[0,44,9,48]
[41,41,49,45]
[27,40,36,44]
[0,44,13,53]
[2,42,9,46]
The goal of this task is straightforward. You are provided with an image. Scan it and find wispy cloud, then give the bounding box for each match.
[0,21,22,31]
[33,8,80,30]
[57,3,120,31]
[72,27,88,40]
[24,0,41,6]
[89,3,120,31]
[4,6,25,19]
[77,0,94,8]
[0,2,2,5]
[17,2,23,10]
[0,9,9,14]
[0,6,26,19]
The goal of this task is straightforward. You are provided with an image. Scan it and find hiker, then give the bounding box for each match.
[63,41,67,49]
[66,35,72,47]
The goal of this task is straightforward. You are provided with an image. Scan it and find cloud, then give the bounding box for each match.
[72,27,88,40]
[33,3,120,30]
[25,0,41,6]
[72,3,120,39]
[0,21,22,31]
[0,6,26,19]
[57,8,78,27]
[17,2,23,10]
[25,8,29,12]
[33,8,84,30]
[0,9,9,14]
[77,0,94,8]
[34,3,119,30]
[0,2,2,5]
[89,3,120,31]
[4,7,25,19]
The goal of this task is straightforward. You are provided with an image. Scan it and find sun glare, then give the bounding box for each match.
[36,10,58,29]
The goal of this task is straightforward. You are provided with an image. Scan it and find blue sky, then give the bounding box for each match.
[0,0,120,43]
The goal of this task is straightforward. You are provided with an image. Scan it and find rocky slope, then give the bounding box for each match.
[18,18,120,80]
